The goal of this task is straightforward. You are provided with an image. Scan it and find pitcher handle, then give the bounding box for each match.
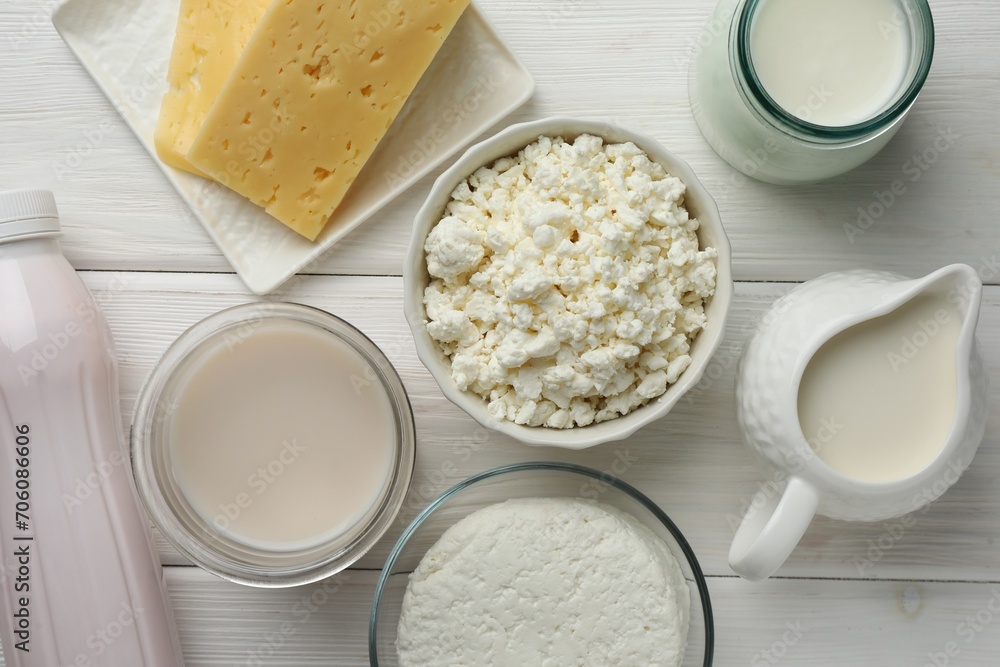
[729,476,820,582]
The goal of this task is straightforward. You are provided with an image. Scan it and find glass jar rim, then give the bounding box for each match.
[735,0,935,141]
[130,302,416,588]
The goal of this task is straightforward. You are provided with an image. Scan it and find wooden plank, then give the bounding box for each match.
[77,272,1000,583]
[166,567,371,667]
[165,568,1000,665]
[0,563,996,665]
[709,576,1000,667]
[0,1,998,283]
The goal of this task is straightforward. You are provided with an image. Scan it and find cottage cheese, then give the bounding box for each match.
[396,498,691,666]
[423,134,718,428]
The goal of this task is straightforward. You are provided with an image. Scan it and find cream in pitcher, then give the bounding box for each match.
[798,291,963,483]
[731,265,988,582]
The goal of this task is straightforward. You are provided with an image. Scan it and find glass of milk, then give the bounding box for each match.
[131,302,416,587]
[689,0,935,184]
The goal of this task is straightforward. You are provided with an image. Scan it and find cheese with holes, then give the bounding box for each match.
[155,0,274,176]
[186,0,471,241]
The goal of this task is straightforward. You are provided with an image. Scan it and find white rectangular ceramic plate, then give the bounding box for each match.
[52,0,534,294]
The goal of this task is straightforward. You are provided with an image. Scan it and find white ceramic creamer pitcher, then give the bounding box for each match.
[731,265,988,581]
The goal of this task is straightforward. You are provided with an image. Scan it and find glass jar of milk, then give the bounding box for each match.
[689,0,934,185]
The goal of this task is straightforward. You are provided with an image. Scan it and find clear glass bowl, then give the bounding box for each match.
[131,302,416,588]
[370,462,714,665]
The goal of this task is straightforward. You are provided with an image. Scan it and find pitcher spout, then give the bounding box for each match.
[899,264,983,351]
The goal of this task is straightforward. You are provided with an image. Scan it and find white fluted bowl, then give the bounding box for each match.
[404,117,733,449]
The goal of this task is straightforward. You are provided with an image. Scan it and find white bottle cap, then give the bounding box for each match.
[0,189,61,242]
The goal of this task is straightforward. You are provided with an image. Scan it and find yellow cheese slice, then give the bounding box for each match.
[154,0,274,176]
[186,0,471,241]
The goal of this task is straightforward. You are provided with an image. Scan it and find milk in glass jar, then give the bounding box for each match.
[689,0,935,185]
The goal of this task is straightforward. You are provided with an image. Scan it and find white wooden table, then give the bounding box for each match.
[3,0,1000,664]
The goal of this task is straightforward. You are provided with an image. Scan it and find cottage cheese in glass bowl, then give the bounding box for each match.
[369,463,714,666]
[397,498,690,665]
